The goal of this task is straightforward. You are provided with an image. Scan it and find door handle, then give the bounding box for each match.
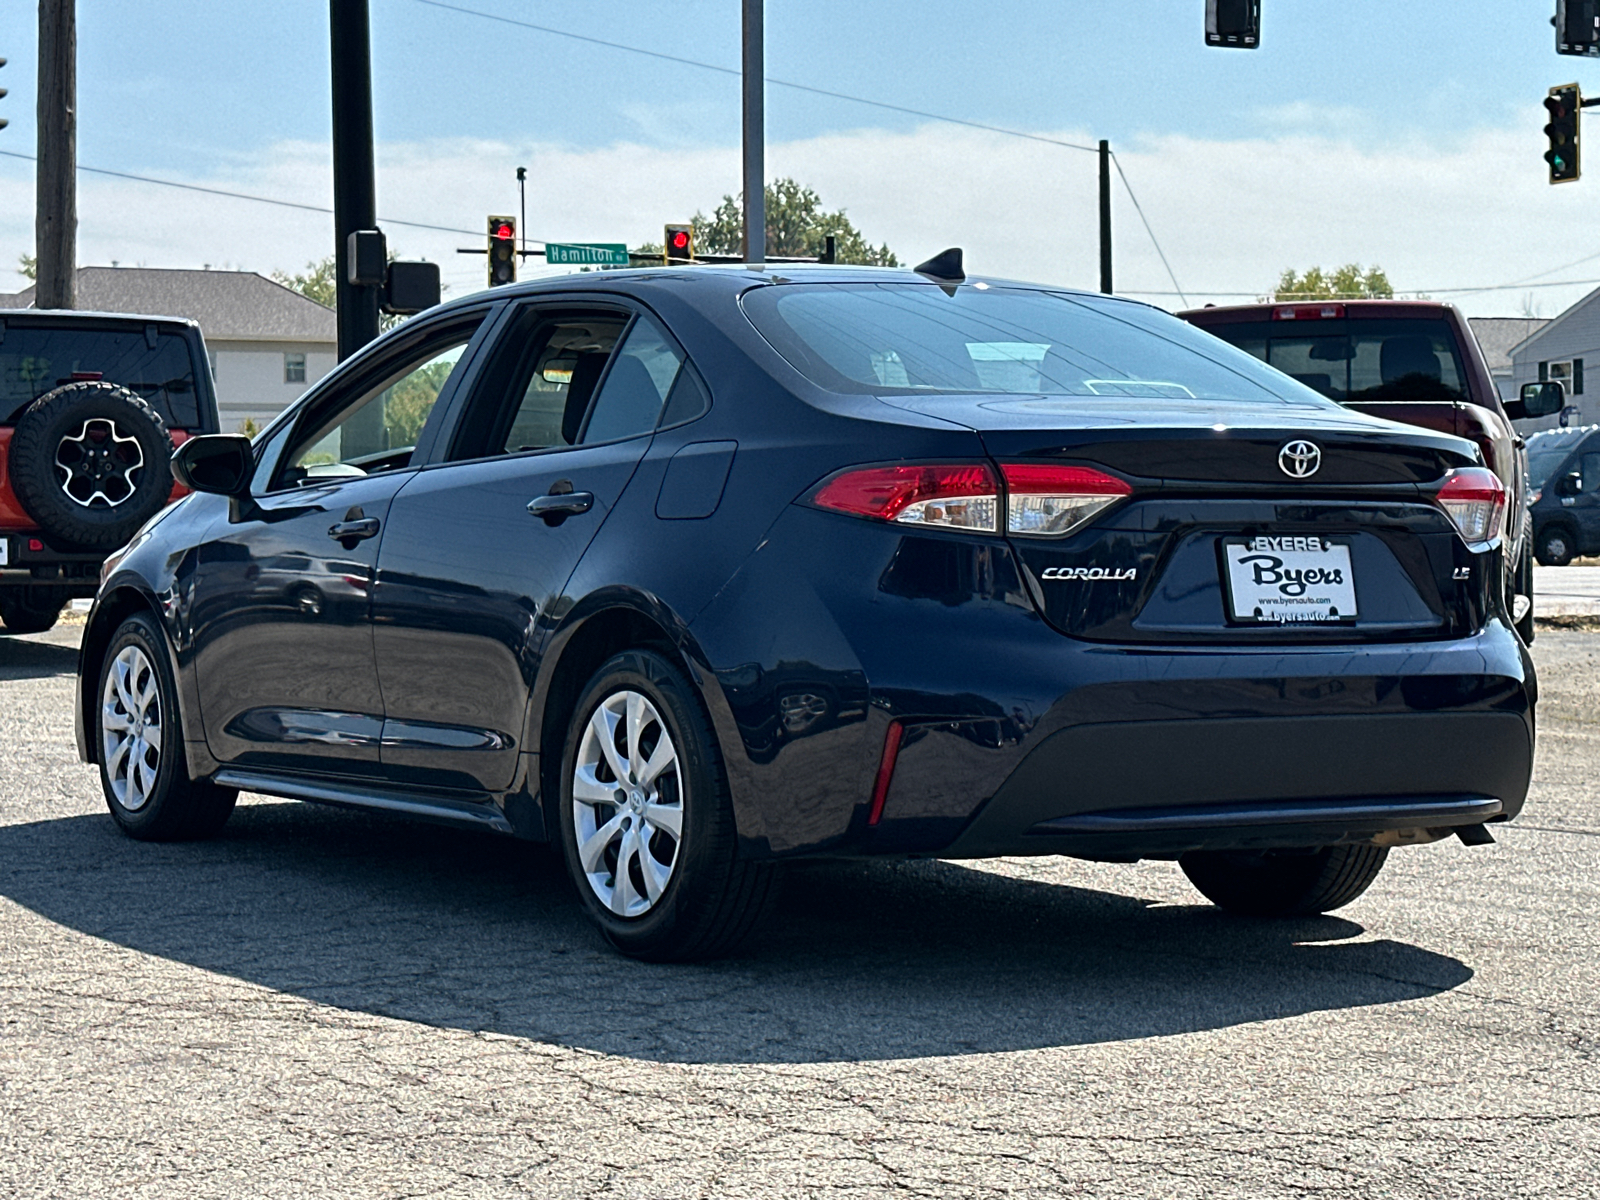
[328,517,381,544]
[527,491,595,521]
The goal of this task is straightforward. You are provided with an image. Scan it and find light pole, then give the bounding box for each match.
[742,0,763,264]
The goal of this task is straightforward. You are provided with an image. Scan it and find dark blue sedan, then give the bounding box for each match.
[74,263,1534,959]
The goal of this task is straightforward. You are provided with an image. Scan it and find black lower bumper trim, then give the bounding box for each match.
[1029,794,1504,836]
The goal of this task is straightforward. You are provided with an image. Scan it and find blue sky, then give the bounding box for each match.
[0,2,1596,312]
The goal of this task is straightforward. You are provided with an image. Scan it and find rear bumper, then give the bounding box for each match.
[692,510,1536,860]
[0,532,105,596]
[939,710,1528,859]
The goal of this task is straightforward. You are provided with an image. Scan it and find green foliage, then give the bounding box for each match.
[272,257,337,308]
[382,359,454,448]
[238,417,261,439]
[637,179,896,265]
[1273,264,1393,301]
[18,253,37,282]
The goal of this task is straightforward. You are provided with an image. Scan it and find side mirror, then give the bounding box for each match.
[1556,470,1584,498]
[172,433,255,496]
[1508,380,1566,421]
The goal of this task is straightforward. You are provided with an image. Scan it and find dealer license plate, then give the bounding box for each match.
[1223,535,1357,624]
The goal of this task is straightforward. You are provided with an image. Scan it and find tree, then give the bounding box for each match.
[640,178,897,265]
[271,258,337,308]
[1273,264,1393,301]
[18,253,37,281]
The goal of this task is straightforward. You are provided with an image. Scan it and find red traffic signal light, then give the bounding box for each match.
[664,223,694,264]
[487,214,517,287]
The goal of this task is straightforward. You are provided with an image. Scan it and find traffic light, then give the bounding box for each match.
[1206,0,1260,48]
[0,58,8,131]
[487,215,517,287]
[664,223,694,264]
[1558,0,1600,55]
[1545,84,1582,184]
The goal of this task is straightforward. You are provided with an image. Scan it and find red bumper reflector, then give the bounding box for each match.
[867,720,904,826]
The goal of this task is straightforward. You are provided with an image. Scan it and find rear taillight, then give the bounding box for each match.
[1002,464,1132,536]
[811,464,999,532]
[1436,467,1506,545]
[810,462,1133,538]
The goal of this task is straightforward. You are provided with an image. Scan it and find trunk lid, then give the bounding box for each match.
[876,393,1489,643]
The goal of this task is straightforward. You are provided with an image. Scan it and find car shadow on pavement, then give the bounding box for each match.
[0,634,79,681]
[0,799,1474,1064]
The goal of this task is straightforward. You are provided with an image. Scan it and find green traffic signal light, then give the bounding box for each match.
[1545,84,1582,184]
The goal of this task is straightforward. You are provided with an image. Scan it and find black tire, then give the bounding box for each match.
[9,381,173,550]
[1536,523,1576,568]
[95,612,236,841]
[1179,844,1389,917]
[0,587,67,634]
[556,649,780,961]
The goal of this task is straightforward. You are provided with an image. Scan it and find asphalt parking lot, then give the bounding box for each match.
[0,620,1596,1199]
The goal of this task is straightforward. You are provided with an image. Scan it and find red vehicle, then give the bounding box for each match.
[0,310,218,633]
[1180,300,1555,643]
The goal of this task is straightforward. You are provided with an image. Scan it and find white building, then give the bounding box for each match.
[1504,290,1600,432]
[1,267,336,431]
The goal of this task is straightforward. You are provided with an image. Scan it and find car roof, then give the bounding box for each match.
[0,308,205,332]
[429,263,1127,313]
[1527,425,1600,449]
[1178,299,1460,324]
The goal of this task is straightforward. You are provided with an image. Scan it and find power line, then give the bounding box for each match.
[1121,277,1600,299]
[0,147,505,241]
[410,0,1100,155]
[1108,152,1186,307]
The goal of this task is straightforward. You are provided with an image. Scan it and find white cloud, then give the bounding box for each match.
[1,115,1592,318]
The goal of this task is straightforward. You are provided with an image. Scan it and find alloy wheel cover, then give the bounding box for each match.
[101,645,162,811]
[571,689,685,918]
[55,418,146,508]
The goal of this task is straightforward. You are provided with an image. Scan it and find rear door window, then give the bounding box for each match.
[1206,319,1468,404]
[448,307,698,460]
[0,321,201,426]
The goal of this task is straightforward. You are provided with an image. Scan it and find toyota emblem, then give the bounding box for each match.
[1278,440,1322,479]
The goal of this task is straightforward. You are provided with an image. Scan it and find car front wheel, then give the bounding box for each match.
[556,649,779,961]
[1179,844,1388,917]
[1537,524,1576,568]
[97,613,237,840]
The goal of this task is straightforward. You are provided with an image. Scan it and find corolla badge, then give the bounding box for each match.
[1278,440,1322,479]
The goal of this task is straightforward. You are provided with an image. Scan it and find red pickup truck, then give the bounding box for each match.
[1180,300,1551,643]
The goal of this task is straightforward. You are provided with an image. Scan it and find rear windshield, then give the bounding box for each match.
[1197,318,1468,405]
[740,283,1321,404]
[0,322,202,427]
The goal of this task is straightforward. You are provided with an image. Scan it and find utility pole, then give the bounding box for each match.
[1098,139,1113,295]
[36,0,75,310]
[330,0,380,360]
[741,0,764,264]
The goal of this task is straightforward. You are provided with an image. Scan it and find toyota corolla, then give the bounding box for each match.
[74,259,1535,960]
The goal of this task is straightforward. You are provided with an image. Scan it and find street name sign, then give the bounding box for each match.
[546,243,630,266]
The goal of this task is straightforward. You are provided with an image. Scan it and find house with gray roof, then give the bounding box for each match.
[0,266,336,431]
[1468,316,1550,405]
[1501,288,1600,432]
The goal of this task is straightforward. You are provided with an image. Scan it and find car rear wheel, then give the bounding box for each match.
[97,612,236,841]
[1536,524,1576,568]
[0,587,68,634]
[9,381,174,550]
[556,649,780,961]
[1179,844,1388,917]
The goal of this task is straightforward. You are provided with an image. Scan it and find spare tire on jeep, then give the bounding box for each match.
[8,381,174,550]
